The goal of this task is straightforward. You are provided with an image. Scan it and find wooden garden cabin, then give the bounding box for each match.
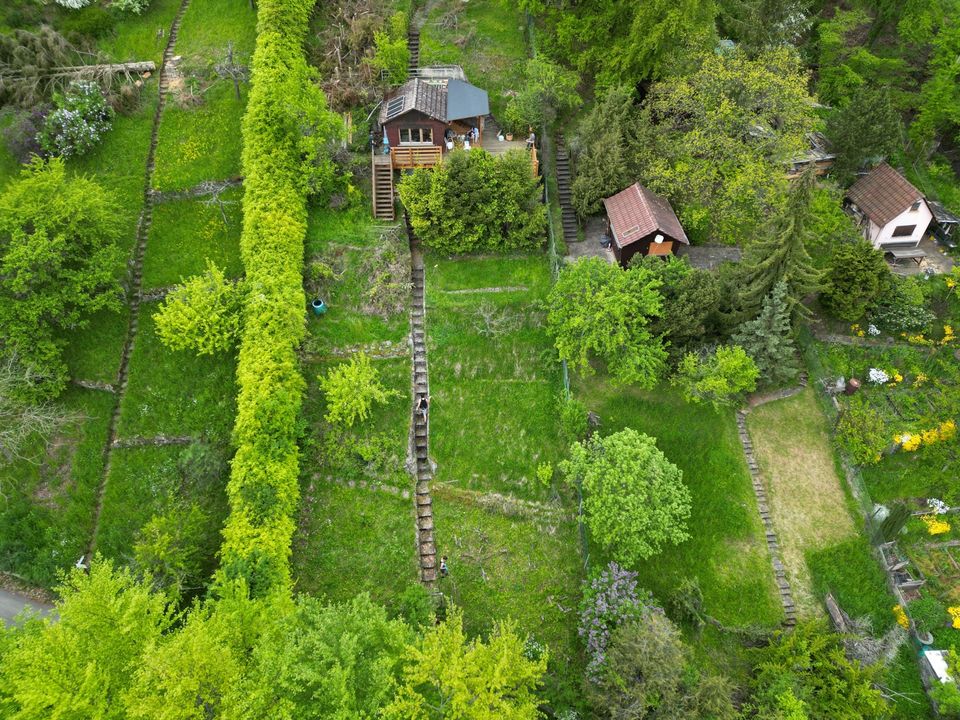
[602,182,689,267]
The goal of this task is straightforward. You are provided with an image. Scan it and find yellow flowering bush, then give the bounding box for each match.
[949,606,960,629]
[914,372,928,387]
[901,434,922,452]
[893,604,910,629]
[921,514,951,535]
[922,428,940,445]
[895,420,958,453]
[940,420,957,441]
[851,323,865,338]
[942,325,956,345]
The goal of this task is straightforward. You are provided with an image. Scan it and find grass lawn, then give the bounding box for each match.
[175,0,257,61]
[152,80,246,191]
[0,388,114,588]
[747,389,858,618]
[117,309,237,441]
[62,306,130,385]
[573,375,784,628]
[98,0,184,65]
[419,0,529,120]
[142,192,244,289]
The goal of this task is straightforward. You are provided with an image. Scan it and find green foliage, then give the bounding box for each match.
[382,608,547,720]
[673,345,759,409]
[369,12,410,86]
[744,622,888,719]
[911,21,960,149]
[0,156,122,397]
[826,86,902,187]
[394,583,435,630]
[805,185,863,265]
[636,49,813,242]
[546,258,667,387]
[835,395,888,465]
[558,395,589,444]
[821,240,890,322]
[570,86,639,218]
[561,428,692,566]
[317,351,400,427]
[932,682,960,718]
[719,0,811,54]
[1,559,172,719]
[153,260,244,356]
[504,57,582,134]
[732,281,800,387]
[399,149,546,254]
[38,80,113,158]
[111,0,152,14]
[738,170,822,321]
[218,0,333,597]
[133,501,211,599]
[908,595,947,635]
[869,275,936,334]
[875,502,911,543]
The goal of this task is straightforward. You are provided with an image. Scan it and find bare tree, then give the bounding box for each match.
[215,41,249,101]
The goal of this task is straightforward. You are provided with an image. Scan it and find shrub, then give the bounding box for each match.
[870,276,936,334]
[561,428,691,566]
[835,395,888,465]
[54,0,92,7]
[61,5,117,37]
[153,261,244,356]
[37,80,113,158]
[398,149,546,254]
[673,345,759,409]
[503,57,582,134]
[908,595,947,635]
[317,352,399,427]
[558,395,588,443]
[2,107,48,162]
[111,0,152,14]
[368,12,409,85]
[821,240,891,321]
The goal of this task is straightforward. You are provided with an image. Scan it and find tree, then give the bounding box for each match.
[37,79,113,158]
[744,622,888,719]
[318,351,399,427]
[911,20,960,150]
[561,429,692,566]
[635,49,815,242]
[731,281,800,387]
[673,345,759,409]
[821,240,890,321]
[826,86,901,187]
[737,169,822,321]
[368,12,409,86]
[153,261,244,356]
[547,258,667,387]
[1,559,172,719]
[399,149,546,254]
[0,157,122,397]
[133,501,211,599]
[718,0,811,55]
[382,608,547,720]
[503,57,582,134]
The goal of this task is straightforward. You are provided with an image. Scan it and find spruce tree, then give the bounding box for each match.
[738,168,822,321]
[731,280,799,387]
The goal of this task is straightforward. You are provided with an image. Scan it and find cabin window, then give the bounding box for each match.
[891,224,917,238]
[399,127,433,144]
[910,200,922,211]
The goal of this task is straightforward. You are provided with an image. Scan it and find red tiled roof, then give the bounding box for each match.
[602,183,689,248]
[846,163,925,228]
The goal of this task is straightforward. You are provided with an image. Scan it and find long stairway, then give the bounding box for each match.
[409,238,436,585]
[372,154,395,220]
[408,29,420,78]
[555,135,578,244]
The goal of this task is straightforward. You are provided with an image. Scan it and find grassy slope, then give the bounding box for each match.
[747,389,857,617]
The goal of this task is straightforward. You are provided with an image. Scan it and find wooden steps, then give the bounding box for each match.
[372,155,395,221]
[554,134,578,244]
[408,30,420,78]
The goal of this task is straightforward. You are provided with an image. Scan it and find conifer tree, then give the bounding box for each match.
[731,280,799,387]
[737,168,822,321]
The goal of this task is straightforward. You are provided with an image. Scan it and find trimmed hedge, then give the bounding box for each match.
[217,0,336,596]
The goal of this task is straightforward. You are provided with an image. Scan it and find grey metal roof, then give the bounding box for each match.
[929,200,960,226]
[444,79,489,122]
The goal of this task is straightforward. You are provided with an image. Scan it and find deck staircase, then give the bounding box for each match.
[408,30,420,78]
[555,134,578,244]
[372,154,395,221]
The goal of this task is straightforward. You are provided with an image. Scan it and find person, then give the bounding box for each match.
[525,130,536,150]
[439,555,449,578]
[470,126,479,142]
[416,395,430,421]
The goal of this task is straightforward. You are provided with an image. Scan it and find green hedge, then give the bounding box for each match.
[217,0,333,596]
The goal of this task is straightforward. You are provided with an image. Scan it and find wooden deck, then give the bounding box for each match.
[391,145,442,169]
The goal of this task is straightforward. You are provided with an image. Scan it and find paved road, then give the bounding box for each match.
[0,589,53,625]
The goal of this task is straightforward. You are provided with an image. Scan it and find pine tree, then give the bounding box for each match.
[738,168,822,321]
[732,280,799,387]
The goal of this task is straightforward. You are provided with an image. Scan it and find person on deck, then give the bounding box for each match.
[525,130,536,150]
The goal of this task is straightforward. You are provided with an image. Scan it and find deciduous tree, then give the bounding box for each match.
[561,428,692,566]
[504,57,581,133]
[673,345,759,409]
[318,351,399,427]
[547,258,667,387]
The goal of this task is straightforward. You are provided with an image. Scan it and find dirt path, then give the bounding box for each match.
[746,388,857,618]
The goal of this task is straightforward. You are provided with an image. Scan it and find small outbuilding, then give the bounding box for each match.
[845,163,933,257]
[929,200,960,249]
[601,182,689,267]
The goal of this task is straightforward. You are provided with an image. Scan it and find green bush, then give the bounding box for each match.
[398,149,546,254]
[835,395,888,465]
[821,240,891,322]
[672,345,759,409]
[908,595,947,635]
[317,352,399,427]
[368,12,409,85]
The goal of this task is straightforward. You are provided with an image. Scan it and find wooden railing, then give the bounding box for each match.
[391,145,442,169]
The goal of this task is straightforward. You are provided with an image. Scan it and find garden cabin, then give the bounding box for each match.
[378,67,490,170]
[845,163,933,255]
[602,182,689,267]
[786,132,835,179]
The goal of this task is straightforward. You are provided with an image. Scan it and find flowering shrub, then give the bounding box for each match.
[868,324,880,336]
[55,0,92,7]
[921,514,951,535]
[836,395,887,464]
[111,0,152,13]
[892,604,910,629]
[915,372,928,387]
[38,81,113,158]
[949,606,960,629]
[895,421,957,453]
[930,498,950,514]
[868,368,889,384]
[578,562,651,681]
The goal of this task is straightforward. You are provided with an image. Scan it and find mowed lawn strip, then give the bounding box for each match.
[747,388,857,617]
[574,376,784,627]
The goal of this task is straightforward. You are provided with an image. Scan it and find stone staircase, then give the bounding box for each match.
[554,135,578,244]
[85,0,192,559]
[409,238,436,585]
[736,409,797,627]
[407,29,420,78]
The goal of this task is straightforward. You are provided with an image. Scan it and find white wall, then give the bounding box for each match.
[867,202,933,248]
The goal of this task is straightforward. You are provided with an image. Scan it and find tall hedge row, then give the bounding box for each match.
[218,0,319,596]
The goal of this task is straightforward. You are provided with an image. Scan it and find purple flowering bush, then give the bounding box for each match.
[37,81,113,158]
[578,561,653,681]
